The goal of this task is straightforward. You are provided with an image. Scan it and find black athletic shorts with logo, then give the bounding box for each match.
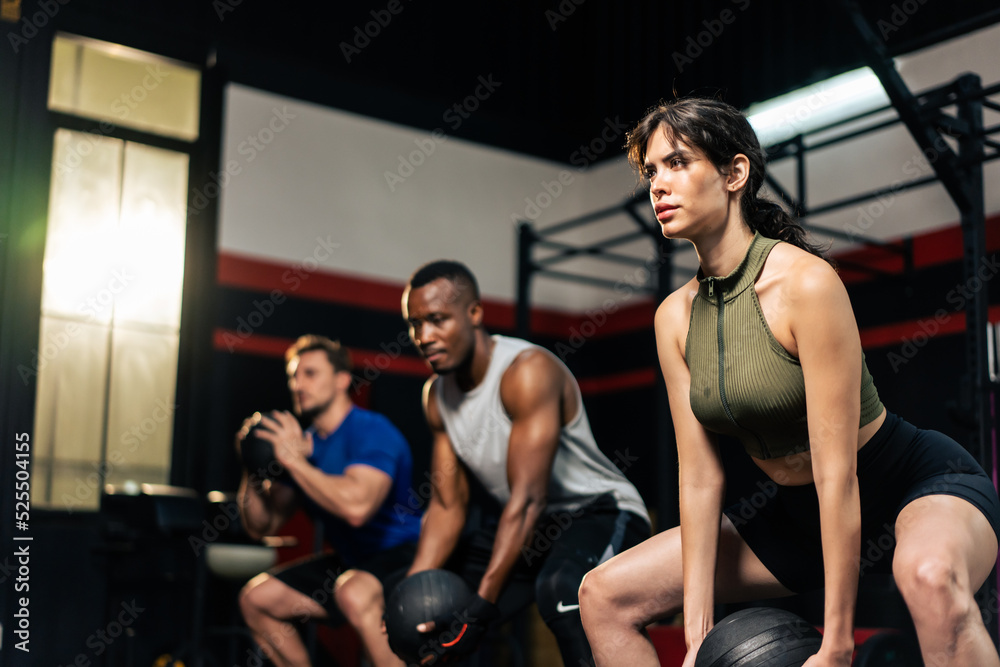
[440,492,650,667]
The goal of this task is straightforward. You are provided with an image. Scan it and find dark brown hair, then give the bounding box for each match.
[626,97,826,259]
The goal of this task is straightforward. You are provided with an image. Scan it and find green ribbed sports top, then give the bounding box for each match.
[685,232,884,460]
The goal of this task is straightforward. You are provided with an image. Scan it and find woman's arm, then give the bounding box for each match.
[790,258,863,667]
[655,293,726,658]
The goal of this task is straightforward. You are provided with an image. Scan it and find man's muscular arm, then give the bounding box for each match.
[413,353,563,664]
[408,377,470,574]
[257,411,395,528]
[235,415,299,540]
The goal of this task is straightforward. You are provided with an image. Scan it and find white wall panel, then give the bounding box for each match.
[218,23,999,309]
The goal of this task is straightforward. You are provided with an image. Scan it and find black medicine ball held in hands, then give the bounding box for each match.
[384,569,477,665]
[695,606,824,667]
[237,412,289,481]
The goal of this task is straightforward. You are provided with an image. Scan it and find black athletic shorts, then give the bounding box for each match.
[722,411,1000,593]
[443,492,651,623]
[271,541,417,624]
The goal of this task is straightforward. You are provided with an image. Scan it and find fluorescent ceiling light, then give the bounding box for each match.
[746,67,891,147]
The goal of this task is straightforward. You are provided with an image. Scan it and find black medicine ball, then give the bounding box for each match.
[238,417,287,481]
[695,607,824,667]
[384,569,473,664]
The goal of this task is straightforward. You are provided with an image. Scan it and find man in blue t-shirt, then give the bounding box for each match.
[238,334,422,667]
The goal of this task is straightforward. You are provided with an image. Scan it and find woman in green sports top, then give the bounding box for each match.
[578,97,1000,667]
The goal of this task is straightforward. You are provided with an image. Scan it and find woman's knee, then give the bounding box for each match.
[578,570,598,625]
[579,558,665,623]
[578,565,610,612]
[895,553,975,619]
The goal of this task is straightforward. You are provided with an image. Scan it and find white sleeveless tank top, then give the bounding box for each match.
[436,335,649,522]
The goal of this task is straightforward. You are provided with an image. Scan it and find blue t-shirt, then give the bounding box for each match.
[296,407,422,565]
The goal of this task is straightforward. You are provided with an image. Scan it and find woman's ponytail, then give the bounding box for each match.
[744,198,828,260]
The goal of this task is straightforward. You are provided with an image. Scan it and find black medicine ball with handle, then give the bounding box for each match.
[237,413,288,481]
[695,607,824,667]
[384,569,473,665]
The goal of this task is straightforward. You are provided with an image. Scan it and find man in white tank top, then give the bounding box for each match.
[399,260,650,666]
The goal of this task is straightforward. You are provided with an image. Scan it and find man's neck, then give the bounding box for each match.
[455,330,495,393]
[310,396,354,438]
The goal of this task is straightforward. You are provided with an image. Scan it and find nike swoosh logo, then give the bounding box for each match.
[556,601,580,613]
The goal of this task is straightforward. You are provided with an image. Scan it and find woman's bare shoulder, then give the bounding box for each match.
[656,275,700,324]
[655,275,702,358]
[766,242,841,293]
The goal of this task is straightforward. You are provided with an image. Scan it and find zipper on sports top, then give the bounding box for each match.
[716,286,770,458]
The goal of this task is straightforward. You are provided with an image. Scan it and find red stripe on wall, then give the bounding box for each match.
[859,305,1000,350]
[218,253,408,311]
[217,215,1000,382]
[214,328,655,395]
[577,368,657,395]
[213,329,291,358]
[218,216,1000,346]
[350,350,432,377]
[837,214,1000,284]
[213,329,432,377]
[217,251,656,339]
[216,252,546,331]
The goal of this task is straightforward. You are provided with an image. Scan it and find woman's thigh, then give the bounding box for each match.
[894,494,999,596]
[584,515,794,625]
